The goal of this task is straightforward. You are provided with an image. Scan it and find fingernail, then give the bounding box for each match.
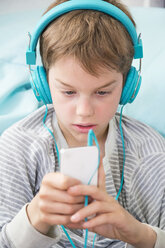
[71,213,80,222]
[83,222,88,228]
[68,186,76,192]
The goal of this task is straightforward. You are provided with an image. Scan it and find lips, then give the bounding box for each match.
[73,124,96,133]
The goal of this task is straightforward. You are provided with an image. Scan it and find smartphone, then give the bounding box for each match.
[60,146,99,185]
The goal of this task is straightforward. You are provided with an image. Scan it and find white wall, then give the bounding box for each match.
[0,0,53,14]
[124,0,165,7]
[0,0,165,15]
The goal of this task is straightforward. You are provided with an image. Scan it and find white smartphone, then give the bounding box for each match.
[60,146,99,185]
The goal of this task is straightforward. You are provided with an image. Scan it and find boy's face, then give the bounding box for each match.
[48,56,123,147]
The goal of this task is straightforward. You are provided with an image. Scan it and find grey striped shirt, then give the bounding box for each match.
[0,104,165,248]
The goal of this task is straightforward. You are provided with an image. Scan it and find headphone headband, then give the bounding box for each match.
[26,0,143,65]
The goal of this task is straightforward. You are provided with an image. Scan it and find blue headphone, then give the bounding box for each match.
[26,0,143,106]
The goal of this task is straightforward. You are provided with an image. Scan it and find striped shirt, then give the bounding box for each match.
[0,104,165,248]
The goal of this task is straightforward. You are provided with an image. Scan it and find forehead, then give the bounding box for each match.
[49,56,122,87]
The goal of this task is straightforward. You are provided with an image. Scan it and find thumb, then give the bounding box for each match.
[98,157,106,191]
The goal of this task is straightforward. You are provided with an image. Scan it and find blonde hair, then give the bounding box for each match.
[40,0,136,79]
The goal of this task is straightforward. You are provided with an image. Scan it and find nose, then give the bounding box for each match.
[76,96,94,117]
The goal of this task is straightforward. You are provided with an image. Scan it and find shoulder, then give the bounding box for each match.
[114,113,165,191]
[2,104,54,136]
[0,104,55,153]
[114,115,165,204]
[114,113,165,155]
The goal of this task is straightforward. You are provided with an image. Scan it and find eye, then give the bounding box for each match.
[64,91,76,96]
[96,91,110,96]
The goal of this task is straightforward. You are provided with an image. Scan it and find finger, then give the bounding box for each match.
[70,201,116,223]
[98,158,106,191]
[65,222,84,229]
[39,201,84,215]
[42,172,82,190]
[68,184,109,202]
[40,213,71,226]
[83,213,114,229]
[39,186,85,204]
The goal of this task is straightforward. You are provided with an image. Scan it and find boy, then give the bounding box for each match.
[0,0,165,247]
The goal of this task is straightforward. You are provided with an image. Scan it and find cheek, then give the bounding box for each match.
[94,103,114,122]
[110,85,123,108]
[52,97,74,119]
[96,92,122,120]
[101,107,116,121]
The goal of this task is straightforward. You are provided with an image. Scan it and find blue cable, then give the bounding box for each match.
[61,225,76,248]
[84,129,100,248]
[42,104,125,248]
[43,105,75,247]
[92,105,126,247]
[43,106,100,248]
[116,105,125,201]
[42,104,60,162]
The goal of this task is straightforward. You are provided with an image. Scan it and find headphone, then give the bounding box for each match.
[26,0,143,106]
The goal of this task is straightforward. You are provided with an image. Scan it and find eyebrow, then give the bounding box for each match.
[96,80,117,90]
[55,78,117,89]
[55,79,74,87]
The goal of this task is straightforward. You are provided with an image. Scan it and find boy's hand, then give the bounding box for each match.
[68,162,156,248]
[27,172,84,234]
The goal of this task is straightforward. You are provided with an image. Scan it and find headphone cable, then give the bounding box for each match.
[42,104,125,248]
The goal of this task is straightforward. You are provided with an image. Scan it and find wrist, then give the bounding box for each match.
[134,223,157,248]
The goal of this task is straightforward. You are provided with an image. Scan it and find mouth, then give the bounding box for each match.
[72,124,97,133]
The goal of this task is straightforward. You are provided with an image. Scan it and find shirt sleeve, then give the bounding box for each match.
[147,225,165,248]
[125,224,165,248]
[0,122,57,247]
[6,204,62,248]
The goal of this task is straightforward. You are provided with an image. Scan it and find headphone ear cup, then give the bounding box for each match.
[120,66,141,105]
[31,66,52,104]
